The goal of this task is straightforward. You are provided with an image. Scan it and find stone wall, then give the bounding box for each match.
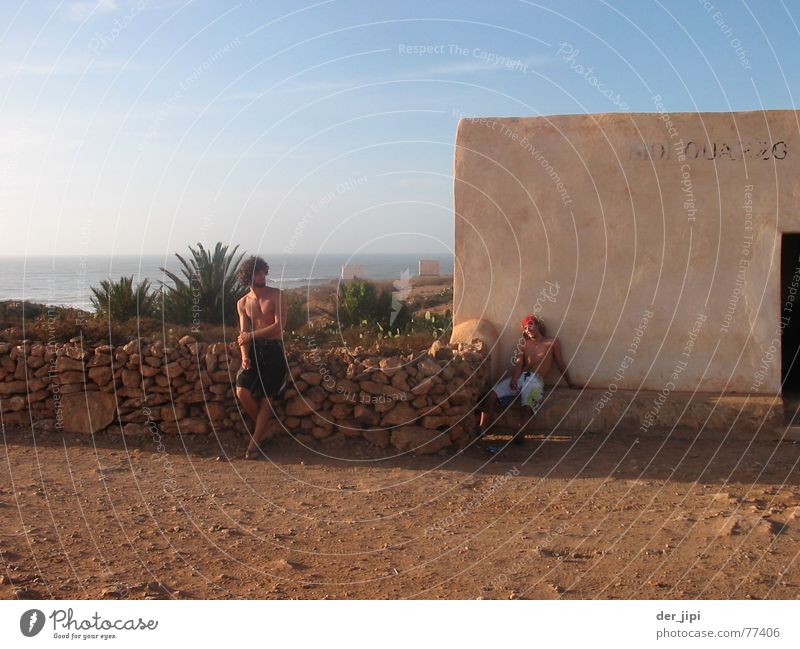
[0,337,488,454]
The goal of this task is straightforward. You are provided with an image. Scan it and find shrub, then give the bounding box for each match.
[336,279,393,328]
[90,276,159,320]
[284,291,308,334]
[160,242,245,325]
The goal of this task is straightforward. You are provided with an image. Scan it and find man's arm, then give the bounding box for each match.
[250,290,287,340]
[552,338,579,388]
[238,299,252,369]
[510,348,524,390]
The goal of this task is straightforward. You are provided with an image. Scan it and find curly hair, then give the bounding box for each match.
[238,255,269,286]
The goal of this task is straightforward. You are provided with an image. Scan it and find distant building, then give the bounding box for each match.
[418,259,440,276]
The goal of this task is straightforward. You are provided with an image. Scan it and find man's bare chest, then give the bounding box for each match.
[246,295,275,323]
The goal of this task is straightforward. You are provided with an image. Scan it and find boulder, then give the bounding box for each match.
[416,357,441,377]
[378,356,403,377]
[55,356,84,372]
[121,369,140,388]
[428,340,453,361]
[285,396,314,417]
[380,402,418,427]
[300,372,321,386]
[205,402,227,423]
[353,404,380,427]
[61,391,117,434]
[164,362,184,379]
[363,429,390,448]
[390,371,411,392]
[0,396,26,412]
[0,380,27,395]
[59,370,86,385]
[122,423,151,437]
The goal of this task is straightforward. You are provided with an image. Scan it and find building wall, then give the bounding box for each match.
[453,110,799,394]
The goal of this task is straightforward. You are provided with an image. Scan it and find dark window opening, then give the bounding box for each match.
[781,233,800,395]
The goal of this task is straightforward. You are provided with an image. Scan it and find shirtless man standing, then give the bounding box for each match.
[235,256,289,459]
[479,314,579,441]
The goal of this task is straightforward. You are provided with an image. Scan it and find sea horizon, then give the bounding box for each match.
[0,252,455,311]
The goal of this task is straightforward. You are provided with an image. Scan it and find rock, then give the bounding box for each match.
[61,391,117,434]
[359,380,386,395]
[205,402,227,423]
[0,396,26,412]
[378,356,403,377]
[422,415,455,430]
[330,403,352,420]
[380,402,418,427]
[312,426,332,439]
[429,340,453,360]
[64,345,86,361]
[0,380,27,395]
[363,429,390,448]
[285,396,314,417]
[300,372,321,386]
[179,335,196,346]
[144,356,162,368]
[87,354,111,367]
[59,370,86,385]
[120,369,139,388]
[390,426,450,454]
[354,404,380,427]
[390,371,411,392]
[411,378,435,395]
[164,361,184,379]
[122,423,150,437]
[55,356,84,372]
[417,357,441,377]
[27,389,49,403]
[87,366,113,386]
[122,340,140,355]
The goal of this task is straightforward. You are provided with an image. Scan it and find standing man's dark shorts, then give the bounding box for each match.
[235,339,289,398]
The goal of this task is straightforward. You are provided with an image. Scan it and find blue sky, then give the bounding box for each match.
[1,0,798,257]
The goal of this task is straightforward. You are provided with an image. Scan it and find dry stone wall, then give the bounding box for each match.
[0,337,489,454]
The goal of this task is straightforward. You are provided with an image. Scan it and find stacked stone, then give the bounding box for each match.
[0,341,55,424]
[0,335,489,454]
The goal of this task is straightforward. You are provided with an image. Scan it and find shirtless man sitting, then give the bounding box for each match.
[235,256,289,459]
[479,314,579,441]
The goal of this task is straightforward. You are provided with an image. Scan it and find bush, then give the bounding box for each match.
[160,242,245,325]
[285,291,308,334]
[90,276,159,320]
[336,279,393,329]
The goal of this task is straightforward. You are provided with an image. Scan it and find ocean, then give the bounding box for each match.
[0,253,454,311]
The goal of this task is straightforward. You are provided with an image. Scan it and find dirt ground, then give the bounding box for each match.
[2,424,799,600]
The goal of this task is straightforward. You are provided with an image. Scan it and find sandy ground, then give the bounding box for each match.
[2,424,800,600]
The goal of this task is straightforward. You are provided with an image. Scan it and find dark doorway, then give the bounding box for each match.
[781,233,800,394]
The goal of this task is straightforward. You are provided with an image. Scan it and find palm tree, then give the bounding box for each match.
[90,276,159,320]
[159,242,245,325]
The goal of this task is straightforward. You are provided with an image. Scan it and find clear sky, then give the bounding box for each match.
[1,0,798,257]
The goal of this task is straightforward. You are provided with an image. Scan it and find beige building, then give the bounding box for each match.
[453,110,798,398]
